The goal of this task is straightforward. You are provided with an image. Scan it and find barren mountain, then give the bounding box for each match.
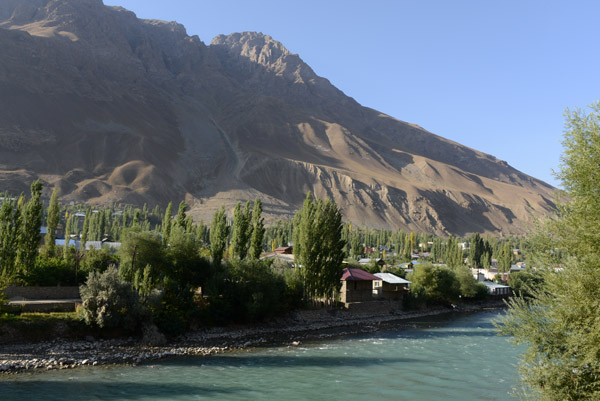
[0,0,556,235]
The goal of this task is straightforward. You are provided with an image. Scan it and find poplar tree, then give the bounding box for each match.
[497,242,512,273]
[349,230,362,260]
[81,208,91,250]
[162,201,173,245]
[44,187,60,256]
[445,235,463,268]
[231,201,252,260]
[0,198,18,279]
[293,193,345,303]
[468,233,483,268]
[17,180,43,274]
[175,201,187,231]
[209,206,229,266]
[63,211,72,261]
[248,198,265,260]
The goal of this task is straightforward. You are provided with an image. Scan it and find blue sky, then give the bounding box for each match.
[104,0,600,188]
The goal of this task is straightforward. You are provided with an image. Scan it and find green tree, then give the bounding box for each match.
[44,187,60,256]
[118,229,166,284]
[446,235,463,268]
[349,229,362,260]
[248,198,265,260]
[16,181,43,274]
[0,198,19,279]
[81,208,91,250]
[162,201,173,245]
[230,201,252,260]
[293,193,346,303]
[408,263,460,305]
[468,233,483,268]
[63,212,73,261]
[452,265,487,299]
[174,201,188,231]
[209,206,229,266]
[497,242,512,273]
[498,102,600,400]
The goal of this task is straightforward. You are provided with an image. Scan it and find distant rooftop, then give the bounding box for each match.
[341,268,379,281]
[373,272,411,284]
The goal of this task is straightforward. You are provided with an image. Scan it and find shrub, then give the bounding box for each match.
[208,260,288,323]
[507,268,544,298]
[18,256,77,286]
[282,268,305,310]
[80,248,118,276]
[151,279,196,338]
[452,265,488,299]
[79,266,143,332]
[408,263,461,305]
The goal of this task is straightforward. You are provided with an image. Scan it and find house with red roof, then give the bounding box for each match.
[340,268,380,304]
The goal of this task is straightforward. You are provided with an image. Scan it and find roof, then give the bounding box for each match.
[482,281,510,290]
[341,268,380,281]
[260,253,295,262]
[373,272,412,284]
[84,241,122,250]
[358,258,382,265]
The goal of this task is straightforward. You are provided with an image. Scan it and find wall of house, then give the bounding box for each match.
[341,280,375,303]
[3,286,80,300]
[381,283,405,300]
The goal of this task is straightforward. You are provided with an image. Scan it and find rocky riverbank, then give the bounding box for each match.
[0,299,506,374]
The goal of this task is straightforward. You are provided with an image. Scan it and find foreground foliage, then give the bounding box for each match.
[497,102,600,400]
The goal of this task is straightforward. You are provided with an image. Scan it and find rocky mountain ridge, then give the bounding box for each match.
[0,0,556,235]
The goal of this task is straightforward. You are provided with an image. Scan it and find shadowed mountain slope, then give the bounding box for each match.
[0,0,556,235]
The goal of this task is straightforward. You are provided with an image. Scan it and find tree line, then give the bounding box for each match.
[1,179,529,340]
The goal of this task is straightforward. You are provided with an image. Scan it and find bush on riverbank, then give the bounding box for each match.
[203,259,302,325]
[79,266,144,332]
[407,263,488,307]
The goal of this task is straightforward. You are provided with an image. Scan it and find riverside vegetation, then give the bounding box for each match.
[0,185,533,343]
[497,102,600,400]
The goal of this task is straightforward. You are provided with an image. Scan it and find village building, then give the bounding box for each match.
[373,272,411,300]
[358,258,385,268]
[340,268,379,304]
[273,246,293,254]
[481,281,511,296]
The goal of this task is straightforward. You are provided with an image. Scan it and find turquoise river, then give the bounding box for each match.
[1,310,524,400]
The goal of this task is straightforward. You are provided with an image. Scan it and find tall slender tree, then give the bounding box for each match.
[0,197,18,279]
[293,193,346,303]
[162,201,173,245]
[63,211,72,261]
[16,181,43,274]
[81,208,91,250]
[209,206,229,266]
[231,201,252,260]
[497,242,513,273]
[44,187,60,256]
[468,233,484,268]
[248,198,265,260]
[175,201,188,231]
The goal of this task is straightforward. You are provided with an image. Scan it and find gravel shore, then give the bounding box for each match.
[0,300,506,374]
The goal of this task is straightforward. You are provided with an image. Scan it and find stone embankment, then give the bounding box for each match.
[0,338,229,373]
[0,299,506,374]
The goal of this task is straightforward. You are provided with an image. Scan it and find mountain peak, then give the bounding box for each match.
[211,31,317,83]
[211,31,292,63]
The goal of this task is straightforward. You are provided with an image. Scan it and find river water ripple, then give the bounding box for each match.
[1,309,522,400]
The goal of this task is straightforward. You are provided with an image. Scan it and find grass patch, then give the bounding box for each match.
[0,311,80,323]
[0,311,91,343]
